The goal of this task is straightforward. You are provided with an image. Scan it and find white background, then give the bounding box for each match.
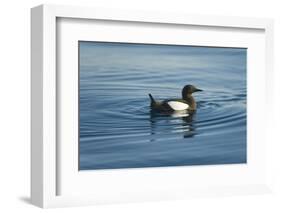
[58,18,267,199]
[0,0,280,212]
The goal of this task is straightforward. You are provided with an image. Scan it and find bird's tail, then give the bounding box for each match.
[149,93,156,105]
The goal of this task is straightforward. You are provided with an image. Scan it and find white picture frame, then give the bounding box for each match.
[31,4,274,208]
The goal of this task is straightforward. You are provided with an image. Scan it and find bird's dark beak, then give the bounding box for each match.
[194,88,203,92]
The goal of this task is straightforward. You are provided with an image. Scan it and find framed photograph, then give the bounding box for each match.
[31,4,274,208]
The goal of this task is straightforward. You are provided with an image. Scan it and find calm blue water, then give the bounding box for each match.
[79,41,247,170]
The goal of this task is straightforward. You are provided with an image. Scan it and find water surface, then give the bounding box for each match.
[79,41,247,170]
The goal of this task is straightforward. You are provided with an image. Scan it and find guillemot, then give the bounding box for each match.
[149,85,203,113]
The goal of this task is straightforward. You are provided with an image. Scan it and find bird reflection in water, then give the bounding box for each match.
[149,109,197,142]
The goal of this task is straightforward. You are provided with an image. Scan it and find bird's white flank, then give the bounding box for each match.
[167,101,189,111]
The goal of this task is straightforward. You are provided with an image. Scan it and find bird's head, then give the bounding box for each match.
[182,85,203,99]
